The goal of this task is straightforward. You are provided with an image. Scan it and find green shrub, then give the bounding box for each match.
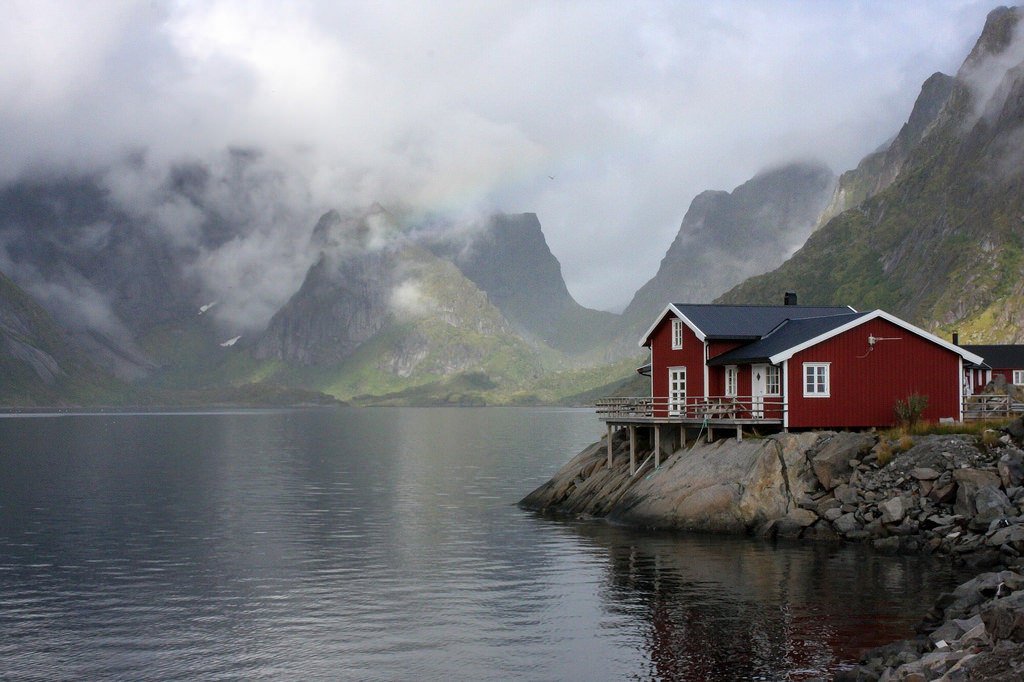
[894,393,929,428]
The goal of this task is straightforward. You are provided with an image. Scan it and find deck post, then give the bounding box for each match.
[607,424,614,467]
[707,425,713,444]
[736,425,742,441]
[629,425,637,476]
[654,424,661,469]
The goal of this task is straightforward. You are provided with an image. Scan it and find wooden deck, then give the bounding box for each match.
[963,394,1024,420]
[595,395,785,427]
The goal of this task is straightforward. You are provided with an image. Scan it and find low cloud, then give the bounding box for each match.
[0,0,1006,311]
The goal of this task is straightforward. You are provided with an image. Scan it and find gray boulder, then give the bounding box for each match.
[955,468,1002,517]
[811,432,875,490]
[880,496,908,524]
[982,591,1024,642]
[834,512,860,535]
[975,486,1017,527]
[999,449,1024,488]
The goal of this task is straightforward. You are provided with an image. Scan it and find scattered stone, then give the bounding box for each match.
[824,507,843,522]
[880,496,908,524]
[834,512,860,535]
[911,467,940,481]
[834,483,859,506]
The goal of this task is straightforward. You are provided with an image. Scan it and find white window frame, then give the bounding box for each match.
[803,362,830,398]
[1014,370,1024,385]
[668,366,687,414]
[671,318,683,350]
[725,366,738,397]
[765,364,781,396]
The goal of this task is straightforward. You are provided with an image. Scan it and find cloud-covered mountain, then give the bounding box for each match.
[719,6,1024,344]
[0,269,119,404]
[425,213,617,355]
[607,161,835,353]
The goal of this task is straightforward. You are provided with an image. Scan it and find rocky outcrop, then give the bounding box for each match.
[524,417,1024,678]
[520,430,870,535]
[522,418,1024,558]
[840,570,1024,680]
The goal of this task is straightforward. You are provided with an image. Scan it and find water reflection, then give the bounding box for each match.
[557,522,969,680]
[0,409,968,680]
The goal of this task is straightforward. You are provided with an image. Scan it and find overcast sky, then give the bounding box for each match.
[0,0,1007,312]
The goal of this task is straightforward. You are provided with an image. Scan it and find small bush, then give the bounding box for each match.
[876,441,894,467]
[894,393,929,428]
[897,434,914,452]
[981,429,1001,447]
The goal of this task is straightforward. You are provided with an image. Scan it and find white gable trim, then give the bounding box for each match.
[638,304,707,347]
[766,309,985,365]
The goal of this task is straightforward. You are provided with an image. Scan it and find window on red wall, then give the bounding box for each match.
[1014,370,1024,385]
[725,366,738,397]
[803,363,830,397]
[766,365,781,395]
[671,319,683,350]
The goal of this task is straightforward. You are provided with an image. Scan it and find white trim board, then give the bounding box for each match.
[766,309,985,366]
[638,304,707,347]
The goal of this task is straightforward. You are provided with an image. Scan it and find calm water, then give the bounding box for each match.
[0,407,969,680]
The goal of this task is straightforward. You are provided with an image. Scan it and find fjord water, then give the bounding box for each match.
[0,408,967,680]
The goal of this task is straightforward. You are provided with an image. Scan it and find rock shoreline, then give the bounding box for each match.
[520,418,1024,679]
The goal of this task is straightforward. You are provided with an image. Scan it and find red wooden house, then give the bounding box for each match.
[599,301,983,434]
[960,344,1024,392]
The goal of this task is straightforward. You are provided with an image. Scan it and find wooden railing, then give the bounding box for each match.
[596,395,786,422]
[963,394,1024,420]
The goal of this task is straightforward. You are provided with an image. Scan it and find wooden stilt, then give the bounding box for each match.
[607,424,614,467]
[736,425,743,441]
[707,426,713,444]
[654,424,661,469]
[629,425,637,475]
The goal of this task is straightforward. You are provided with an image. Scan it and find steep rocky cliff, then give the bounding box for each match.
[720,7,1024,343]
[610,162,835,354]
[251,207,548,398]
[0,269,116,404]
[817,72,956,226]
[428,213,617,355]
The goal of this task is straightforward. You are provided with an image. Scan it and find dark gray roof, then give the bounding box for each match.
[962,345,1024,369]
[675,303,855,339]
[707,312,868,366]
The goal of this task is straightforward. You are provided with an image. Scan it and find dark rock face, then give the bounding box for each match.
[615,162,835,350]
[818,71,955,224]
[0,269,113,402]
[428,213,616,355]
[253,250,394,365]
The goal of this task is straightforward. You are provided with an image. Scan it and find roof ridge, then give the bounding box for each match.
[760,311,862,339]
[673,302,851,309]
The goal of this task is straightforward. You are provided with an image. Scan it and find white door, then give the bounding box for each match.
[668,367,686,416]
[751,364,767,418]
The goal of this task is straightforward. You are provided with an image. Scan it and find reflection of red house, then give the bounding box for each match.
[621,300,984,430]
